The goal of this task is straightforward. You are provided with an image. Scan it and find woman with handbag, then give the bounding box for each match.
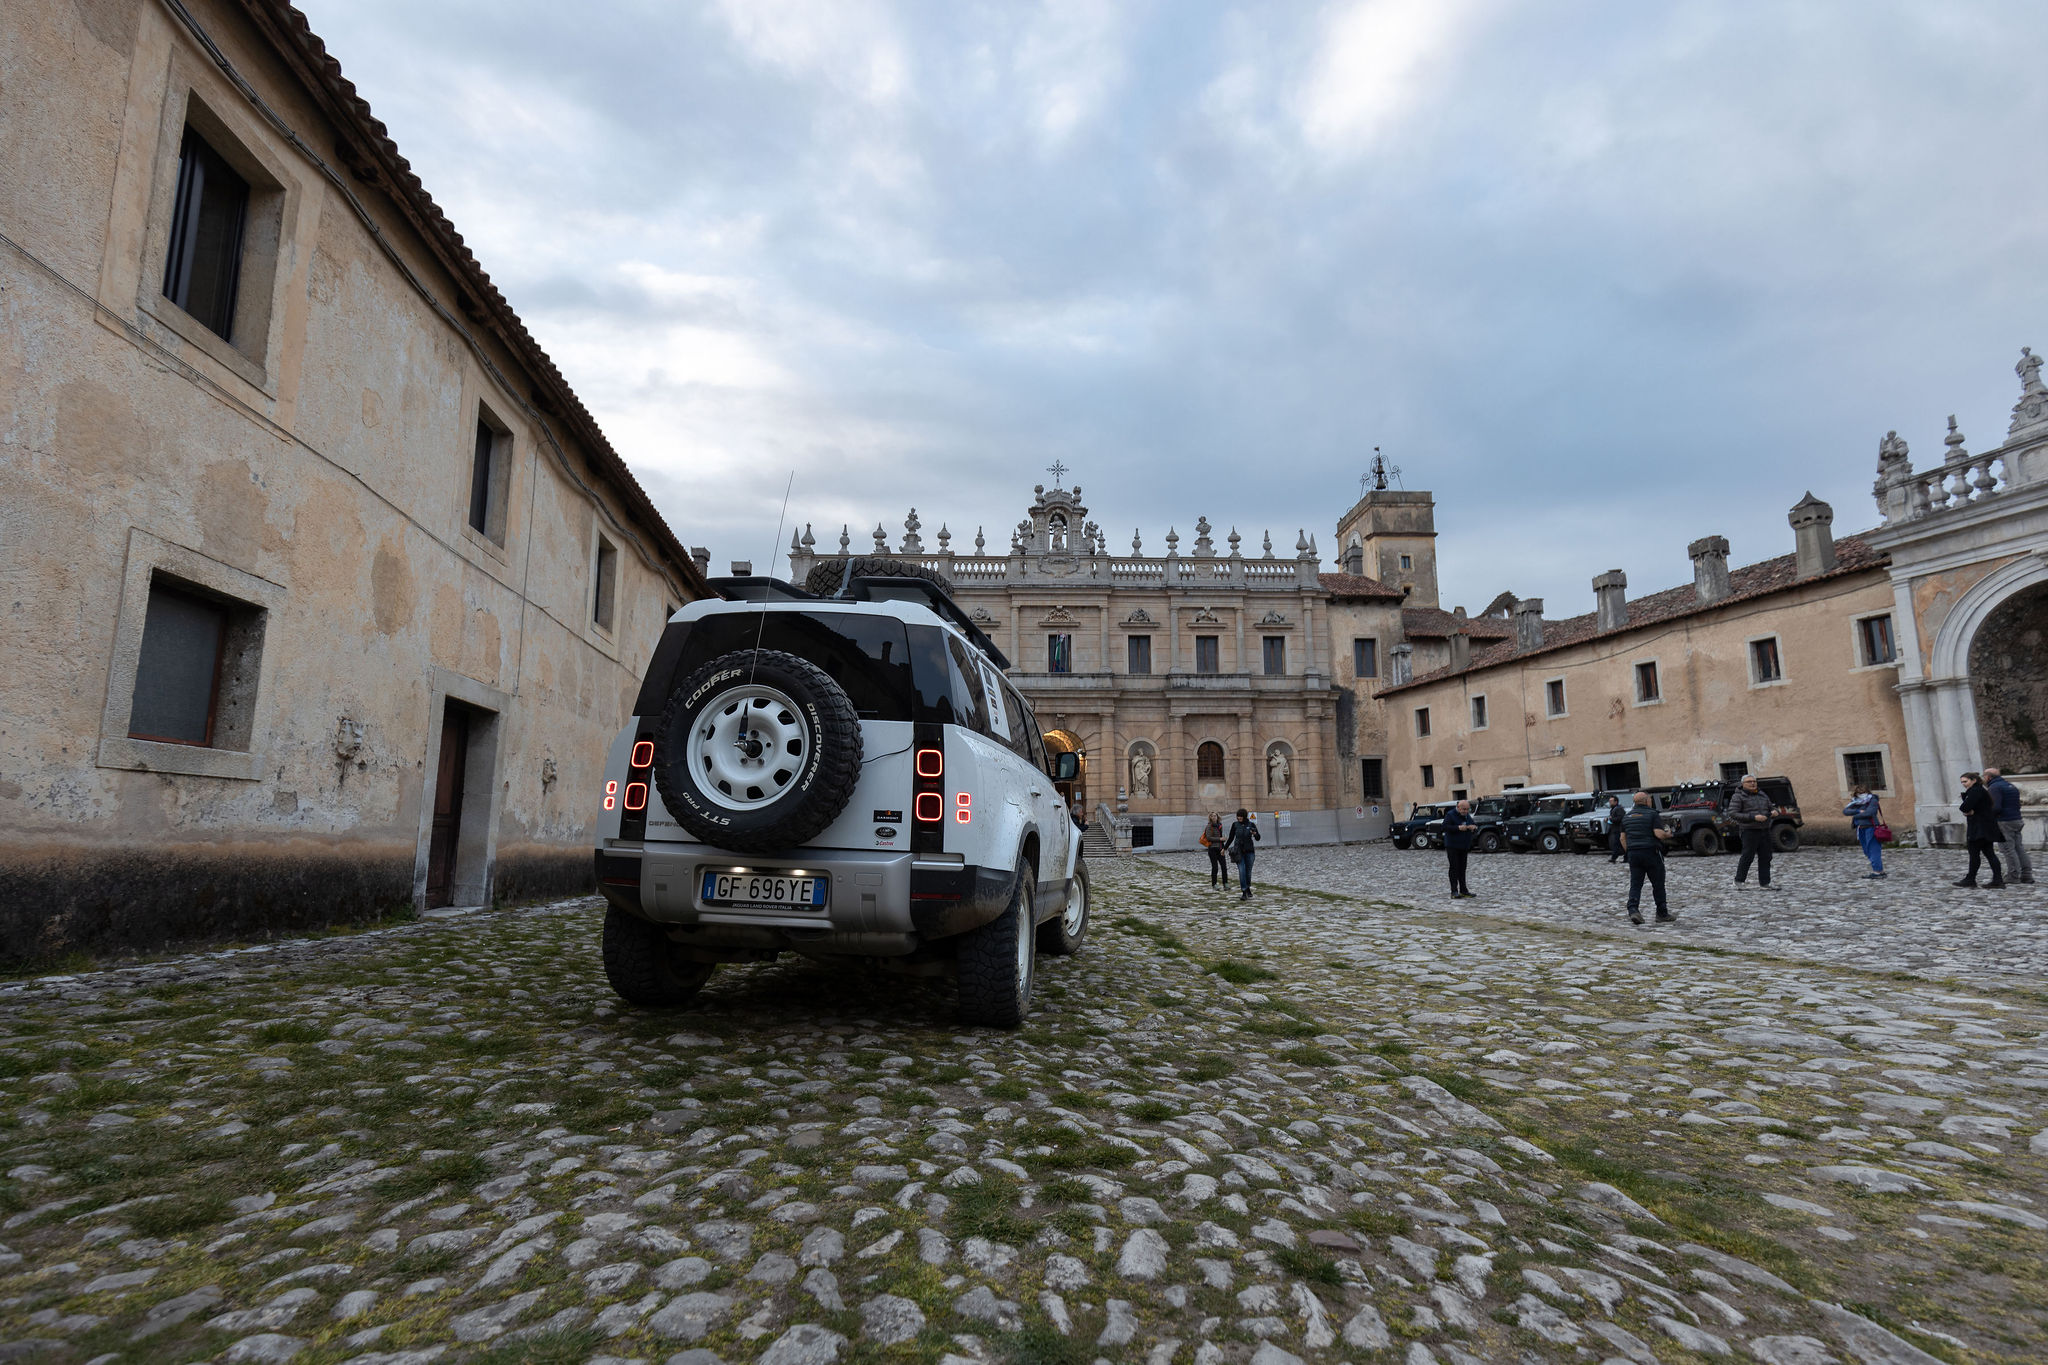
[1845,786,1887,879]
[1201,813,1227,888]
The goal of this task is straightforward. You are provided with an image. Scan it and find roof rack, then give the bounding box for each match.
[843,575,1012,671]
[707,576,819,602]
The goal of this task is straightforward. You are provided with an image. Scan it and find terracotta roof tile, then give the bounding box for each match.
[1375,535,1890,696]
[1318,572,1407,600]
[1401,607,1516,639]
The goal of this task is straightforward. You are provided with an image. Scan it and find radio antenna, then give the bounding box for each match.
[747,470,796,687]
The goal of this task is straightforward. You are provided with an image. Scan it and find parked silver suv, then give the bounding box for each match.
[593,558,1088,1027]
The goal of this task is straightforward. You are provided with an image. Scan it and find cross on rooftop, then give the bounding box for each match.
[1047,460,1068,488]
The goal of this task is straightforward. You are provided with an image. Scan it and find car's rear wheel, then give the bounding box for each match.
[1771,822,1800,853]
[1538,829,1565,854]
[1477,830,1503,854]
[1690,826,1719,856]
[958,863,1036,1028]
[652,649,862,854]
[602,908,715,1008]
[1391,837,1411,850]
[1038,857,1089,956]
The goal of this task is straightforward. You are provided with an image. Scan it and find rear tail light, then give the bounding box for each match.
[604,779,619,811]
[915,748,944,778]
[624,782,648,811]
[631,740,655,767]
[956,792,972,823]
[915,791,944,823]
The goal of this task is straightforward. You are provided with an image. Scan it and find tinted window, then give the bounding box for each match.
[940,632,993,735]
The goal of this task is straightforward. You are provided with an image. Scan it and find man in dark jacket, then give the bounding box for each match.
[1604,795,1625,862]
[1438,799,1479,898]
[1727,776,1779,889]
[1984,768,2034,884]
[1956,772,2007,889]
[1621,790,1675,925]
[1225,808,1261,900]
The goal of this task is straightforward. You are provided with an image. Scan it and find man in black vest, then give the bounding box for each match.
[1620,790,1675,926]
[1438,799,1479,898]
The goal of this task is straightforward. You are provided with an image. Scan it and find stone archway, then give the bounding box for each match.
[1969,580,2048,774]
[1043,728,1087,818]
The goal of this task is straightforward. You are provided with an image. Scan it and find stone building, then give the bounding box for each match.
[1375,498,1915,839]
[0,0,709,960]
[1864,350,2048,848]
[787,478,1475,847]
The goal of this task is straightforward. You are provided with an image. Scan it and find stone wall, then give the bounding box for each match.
[1970,581,2048,775]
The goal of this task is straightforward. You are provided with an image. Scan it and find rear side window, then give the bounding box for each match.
[909,625,992,731]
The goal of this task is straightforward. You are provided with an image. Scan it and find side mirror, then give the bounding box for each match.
[1051,751,1080,782]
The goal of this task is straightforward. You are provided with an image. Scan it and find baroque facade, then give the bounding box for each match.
[0,0,708,960]
[787,480,1470,848]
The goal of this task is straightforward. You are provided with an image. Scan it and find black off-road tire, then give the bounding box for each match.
[1690,826,1719,857]
[1038,856,1089,956]
[1391,837,1411,850]
[1477,830,1503,854]
[652,649,862,855]
[804,555,954,598]
[1538,829,1566,854]
[958,862,1036,1028]
[602,908,715,1008]
[1771,822,1800,853]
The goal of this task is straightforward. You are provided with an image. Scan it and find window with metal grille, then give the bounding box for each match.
[1360,758,1384,798]
[593,535,618,630]
[1415,707,1431,737]
[1750,637,1783,683]
[1353,638,1376,677]
[1546,678,1566,716]
[1262,636,1285,675]
[1844,750,1888,791]
[1858,615,1896,665]
[1470,695,1488,729]
[1421,764,1435,788]
[162,127,249,341]
[1048,633,1072,673]
[1127,635,1150,674]
[1194,635,1219,674]
[1720,760,1750,783]
[1635,660,1660,702]
[129,578,227,746]
[1196,741,1225,780]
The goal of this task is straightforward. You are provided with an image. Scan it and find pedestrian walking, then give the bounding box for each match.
[1201,812,1228,888]
[1605,795,1625,863]
[1844,786,1887,879]
[1225,807,1261,900]
[1727,775,1779,889]
[1620,790,1676,925]
[1439,799,1479,898]
[1984,767,2035,885]
[1955,772,2007,889]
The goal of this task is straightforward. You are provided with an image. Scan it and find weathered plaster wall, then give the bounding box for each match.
[0,0,698,961]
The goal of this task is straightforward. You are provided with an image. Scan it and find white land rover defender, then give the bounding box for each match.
[592,557,1089,1027]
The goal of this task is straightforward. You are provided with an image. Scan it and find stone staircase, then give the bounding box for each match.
[1083,820,1122,860]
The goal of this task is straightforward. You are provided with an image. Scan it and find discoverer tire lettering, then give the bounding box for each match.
[652,648,862,855]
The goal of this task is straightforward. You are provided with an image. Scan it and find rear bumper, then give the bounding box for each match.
[593,842,1014,952]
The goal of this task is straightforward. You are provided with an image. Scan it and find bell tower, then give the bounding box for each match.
[1334,456,1437,607]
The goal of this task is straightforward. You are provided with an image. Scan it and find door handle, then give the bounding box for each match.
[1030,788,1043,797]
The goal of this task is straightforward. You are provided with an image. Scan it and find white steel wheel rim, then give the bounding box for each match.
[1062,874,1086,937]
[1015,878,1035,996]
[693,682,810,812]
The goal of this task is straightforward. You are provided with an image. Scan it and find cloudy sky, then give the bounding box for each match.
[299,0,2048,615]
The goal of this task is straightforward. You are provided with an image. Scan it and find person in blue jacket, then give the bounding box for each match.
[1438,799,1479,899]
[1844,786,1886,879]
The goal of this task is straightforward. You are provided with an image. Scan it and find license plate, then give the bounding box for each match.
[700,872,828,909]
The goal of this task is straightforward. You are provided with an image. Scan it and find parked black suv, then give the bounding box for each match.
[1566,788,1673,852]
[1390,804,1451,850]
[1504,792,1596,853]
[1665,776,1803,854]
[1467,786,1574,852]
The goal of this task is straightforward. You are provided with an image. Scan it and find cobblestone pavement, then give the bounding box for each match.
[2,862,2045,1365]
[1146,843,2048,989]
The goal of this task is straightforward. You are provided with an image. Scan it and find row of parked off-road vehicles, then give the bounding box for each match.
[1392,778,1804,855]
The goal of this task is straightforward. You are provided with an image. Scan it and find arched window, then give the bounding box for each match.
[1196,741,1225,781]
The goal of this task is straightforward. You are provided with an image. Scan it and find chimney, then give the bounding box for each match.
[1593,569,1628,632]
[690,546,711,578]
[1448,606,1471,671]
[1343,536,1365,576]
[1513,598,1545,651]
[1788,492,1836,578]
[1389,642,1414,686]
[1688,535,1731,604]
[730,560,753,576]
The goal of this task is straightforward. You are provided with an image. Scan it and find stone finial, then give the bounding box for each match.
[1593,569,1628,632]
[1688,535,1732,604]
[974,526,986,555]
[1131,528,1142,555]
[837,525,851,554]
[1165,527,1179,555]
[873,523,888,552]
[1513,598,1545,651]
[2013,347,2048,435]
[1788,492,1836,578]
[937,523,951,552]
[1227,527,1241,555]
[1194,516,1215,557]
[801,524,815,549]
[1943,416,1969,461]
[901,508,923,554]
[789,528,802,552]
[1262,531,1274,560]
[1295,530,1310,554]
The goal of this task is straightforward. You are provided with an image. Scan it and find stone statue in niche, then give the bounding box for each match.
[1267,747,1291,798]
[1130,750,1153,798]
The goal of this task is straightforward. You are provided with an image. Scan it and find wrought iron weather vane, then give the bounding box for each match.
[1047,459,1069,488]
